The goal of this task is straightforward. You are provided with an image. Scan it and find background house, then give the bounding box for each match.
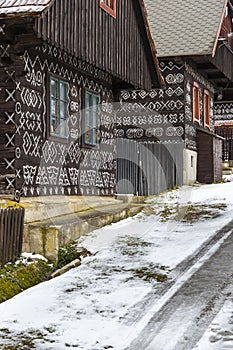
[0,0,162,201]
[213,0,233,166]
[117,0,230,194]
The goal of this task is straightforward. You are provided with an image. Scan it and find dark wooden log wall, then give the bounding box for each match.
[197,130,222,183]
[214,103,233,161]
[210,43,233,82]
[0,17,117,199]
[214,101,233,121]
[116,59,215,154]
[117,60,186,143]
[0,0,160,199]
[13,47,116,198]
[116,59,220,190]
[0,67,17,199]
[0,40,27,200]
[34,0,155,90]
[184,62,215,151]
[116,60,185,196]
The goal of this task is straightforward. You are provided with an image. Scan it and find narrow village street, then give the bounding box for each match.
[0,1,233,350]
[0,179,233,349]
[127,218,233,350]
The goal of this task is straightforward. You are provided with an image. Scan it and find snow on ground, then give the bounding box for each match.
[0,181,233,349]
[15,252,48,265]
[193,289,233,350]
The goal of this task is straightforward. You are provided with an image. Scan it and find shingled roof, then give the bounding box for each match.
[0,0,53,16]
[144,0,227,57]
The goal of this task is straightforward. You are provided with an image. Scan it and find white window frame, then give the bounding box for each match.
[84,90,100,146]
[50,75,69,138]
[192,82,200,124]
[203,90,210,129]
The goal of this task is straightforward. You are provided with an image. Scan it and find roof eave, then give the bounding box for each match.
[0,12,42,19]
[212,0,229,57]
[157,51,212,59]
[0,0,55,20]
[139,0,165,88]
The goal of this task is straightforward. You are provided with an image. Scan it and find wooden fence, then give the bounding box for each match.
[216,128,233,161]
[116,138,184,196]
[0,208,25,266]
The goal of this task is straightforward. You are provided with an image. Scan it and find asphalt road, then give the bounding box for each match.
[125,220,233,350]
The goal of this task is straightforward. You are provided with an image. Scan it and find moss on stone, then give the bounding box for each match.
[0,260,53,304]
[13,265,43,290]
[0,276,22,303]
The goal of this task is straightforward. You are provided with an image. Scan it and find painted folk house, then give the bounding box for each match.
[117,0,229,193]
[0,0,162,200]
[213,1,233,163]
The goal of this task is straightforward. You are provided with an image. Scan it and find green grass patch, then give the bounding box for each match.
[57,241,92,269]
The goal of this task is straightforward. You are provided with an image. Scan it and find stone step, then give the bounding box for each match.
[20,196,124,224]
[23,201,144,262]
[223,169,233,175]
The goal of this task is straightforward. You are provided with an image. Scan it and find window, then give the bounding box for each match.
[50,76,69,138]
[84,90,99,146]
[203,90,210,128]
[99,0,116,18]
[192,82,200,123]
[191,155,194,168]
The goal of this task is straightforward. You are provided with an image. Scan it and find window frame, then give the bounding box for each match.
[99,0,116,18]
[203,90,210,129]
[49,74,69,139]
[192,82,200,124]
[83,89,100,147]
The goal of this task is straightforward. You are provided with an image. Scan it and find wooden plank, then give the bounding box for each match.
[33,0,156,89]
[2,209,8,265]
[18,208,25,256]
[12,208,18,262]
[0,209,3,265]
[8,208,13,262]
[54,0,58,45]
[15,209,20,257]
[0,208,25,265]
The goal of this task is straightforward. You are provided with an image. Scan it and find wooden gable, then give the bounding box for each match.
[32,0,161,90]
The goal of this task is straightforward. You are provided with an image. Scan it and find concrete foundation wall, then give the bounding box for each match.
[20,196,121,224]
[21,196,144,262]
[183,149,197,185]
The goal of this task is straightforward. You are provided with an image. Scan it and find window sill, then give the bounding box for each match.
[49,133,69,142]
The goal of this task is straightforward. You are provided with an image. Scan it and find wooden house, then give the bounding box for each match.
[213,0,233,164]
[0,0,163,201]
[117,0,229,194]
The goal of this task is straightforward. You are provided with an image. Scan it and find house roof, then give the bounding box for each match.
[144,0,227,57]
[0,0,164,89]
[0,0,53,16]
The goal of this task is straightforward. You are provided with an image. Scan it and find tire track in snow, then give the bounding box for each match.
[124,220,233,350]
